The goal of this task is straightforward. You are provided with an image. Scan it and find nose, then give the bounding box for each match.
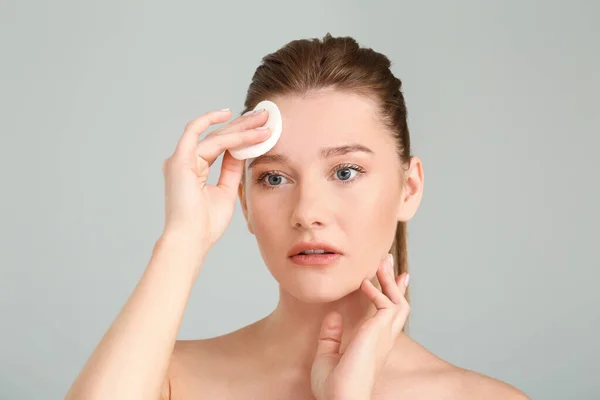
[290,181,331,230]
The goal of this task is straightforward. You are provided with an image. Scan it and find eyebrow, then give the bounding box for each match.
[246,143,374,170]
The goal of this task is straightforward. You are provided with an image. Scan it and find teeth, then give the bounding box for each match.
[300,249,327,255]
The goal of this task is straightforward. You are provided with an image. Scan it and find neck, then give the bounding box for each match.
[255,276,383,372]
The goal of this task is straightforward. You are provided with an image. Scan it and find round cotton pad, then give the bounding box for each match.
[229,100,282,160]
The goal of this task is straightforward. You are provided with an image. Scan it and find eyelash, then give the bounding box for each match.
[255,163,366,190]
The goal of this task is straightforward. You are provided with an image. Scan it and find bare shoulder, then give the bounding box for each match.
[384,336,529,399]
[441,366,530,399]
[160,339,213,400]
[162,327,260,399]
[167,334,244,379]
[387,363,529,400]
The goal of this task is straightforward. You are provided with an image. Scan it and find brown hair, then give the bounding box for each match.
[240,33,413,332]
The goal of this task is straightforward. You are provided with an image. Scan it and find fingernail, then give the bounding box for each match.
[387,253,394,274]
[405,273,410,286]
[219,108,230,111]
[245,108,265,116]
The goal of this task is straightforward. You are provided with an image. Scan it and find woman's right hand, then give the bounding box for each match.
[161,107,270,249]
[65,108,271,400]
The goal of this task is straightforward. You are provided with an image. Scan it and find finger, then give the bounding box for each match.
[378,255,404,304]
[175,109,232,155]
[392,296,411,333]
[197,127,271,166]
[361,279,394,310]
[208,109,269,138]
[231,108,269,131]
[215,150,245,197]
[395,272,410,296]
[315,311,343,357]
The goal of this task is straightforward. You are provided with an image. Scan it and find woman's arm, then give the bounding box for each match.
[65,231,207,400]
[65,108,272,400]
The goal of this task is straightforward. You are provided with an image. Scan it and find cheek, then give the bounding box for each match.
[342,186,399,269]
[246,189,287,241]
[245,193,295,285]
[345,185,398,230]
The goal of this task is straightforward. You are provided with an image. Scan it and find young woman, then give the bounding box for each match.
[66,34,529,399]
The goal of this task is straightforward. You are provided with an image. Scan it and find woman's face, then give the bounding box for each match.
[240,90,412,303]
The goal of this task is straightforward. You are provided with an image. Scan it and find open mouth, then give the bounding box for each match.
[287,241,343,266]
[297,250,335,255]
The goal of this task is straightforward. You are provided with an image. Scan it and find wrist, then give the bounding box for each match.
[155,230,210,263]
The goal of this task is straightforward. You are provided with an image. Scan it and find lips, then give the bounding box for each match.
[287,240,343,257]
[287,240,343,266]
[290,252,341,266]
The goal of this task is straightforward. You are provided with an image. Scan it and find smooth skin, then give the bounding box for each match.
[311,254,411,400]
[65,92,529,399]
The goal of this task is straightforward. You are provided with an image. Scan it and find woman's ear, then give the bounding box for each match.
[238,182,255,234]
[396,156,424,221]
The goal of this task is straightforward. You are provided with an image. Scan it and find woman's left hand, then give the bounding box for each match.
[310,253,410,400]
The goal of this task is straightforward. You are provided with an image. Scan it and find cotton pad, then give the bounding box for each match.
[229,100,282,160]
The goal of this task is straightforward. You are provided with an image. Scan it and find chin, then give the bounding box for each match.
[280,273,361,304]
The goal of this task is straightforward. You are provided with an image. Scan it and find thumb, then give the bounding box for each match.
[315,311,343,358]
[311,311,344,397]
[216,150,245,197]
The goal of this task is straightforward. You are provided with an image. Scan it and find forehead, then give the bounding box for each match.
[273,90,380,137]
[265,90,390,153]
[241,90,400,174]
[242,91,403,178]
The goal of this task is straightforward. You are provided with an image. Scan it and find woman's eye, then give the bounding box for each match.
[335,167,357,181]
[257,164,365,189]
[266,174,287,186]
[256,172,289,189]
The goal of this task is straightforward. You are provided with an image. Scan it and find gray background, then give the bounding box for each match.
[1,0,598,399]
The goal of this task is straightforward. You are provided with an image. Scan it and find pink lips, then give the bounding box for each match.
[289,252,341,266]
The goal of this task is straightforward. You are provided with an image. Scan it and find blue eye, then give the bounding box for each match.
[256,163,365,190]
[256,173,288,190]
[335,167,356,181]
[333,163,366,184]
[267,175,285,186]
